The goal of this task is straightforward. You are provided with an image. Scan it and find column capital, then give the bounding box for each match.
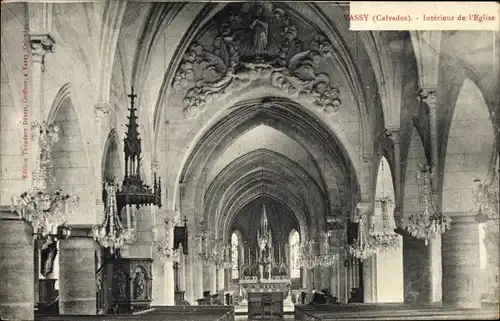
[151,160,160,171]
[94,101,110,118]
[362,153,372,163]
[29,33,55,67]
[417,88,438,109]
[442,212,477,223]
[385,127,401,144]
[356,202,371,215]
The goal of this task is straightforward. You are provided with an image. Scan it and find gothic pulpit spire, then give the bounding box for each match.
[115,86,162,214]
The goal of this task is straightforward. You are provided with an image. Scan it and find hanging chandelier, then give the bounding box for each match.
[297,233,339,269]
[370,196,400,251]
[369,161,400,251]
[402,164,451,245]
[92,180,136,255]
[297,239,316,269]
[472,174,499,223]
[116,87,162,220]
[11,121,78,239]
[346,210,376,260]
[197,228,232,268]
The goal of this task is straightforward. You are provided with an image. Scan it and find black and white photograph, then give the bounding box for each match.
[0,1,499,320]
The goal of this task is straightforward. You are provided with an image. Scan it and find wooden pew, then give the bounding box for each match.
[294,303,500,321]
[36,305,234,321]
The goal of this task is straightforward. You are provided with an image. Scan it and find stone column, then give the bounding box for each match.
[218,267,225,292]
[210,266,217,294]
[418,89,442,303]
[58,226,97,314]
[386,128,402,227]
[179,255,186,292]
[441,214,481,308]
[152,257,166,305]
[0,208,34,320]
[164,218,176,305]
[93,103,109,224]
[28,34,54,182]
[300,267,308,290]
[195,238,204,303]
[185,234,195,304]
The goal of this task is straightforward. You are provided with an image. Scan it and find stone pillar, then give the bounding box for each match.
[301,268,308,289]
[152,258,166,305]
[164,261,175,305]
[164,218,176,306]
[418,89,442,303]
[185,234,195,304]
[218,268,225,292]
[93,103,109,224]
[0,208,34,321]
[59,226,97,314]
[28,34,54,182]
[194,237,204,302]
[442,214,481,309]
[179,255,186,292]
[210,266,217,294]
[386,128,402,226]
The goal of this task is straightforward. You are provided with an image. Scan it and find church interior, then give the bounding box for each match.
[1,1,499,321]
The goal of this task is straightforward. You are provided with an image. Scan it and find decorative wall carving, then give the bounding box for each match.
[172,3,342,119]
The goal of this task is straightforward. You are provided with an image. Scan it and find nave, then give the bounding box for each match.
[1,1,499,321]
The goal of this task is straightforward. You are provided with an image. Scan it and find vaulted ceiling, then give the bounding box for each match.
[1,2,497,235]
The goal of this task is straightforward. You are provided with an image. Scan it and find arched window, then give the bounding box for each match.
[289,229,300,278]
[231,232,239,279]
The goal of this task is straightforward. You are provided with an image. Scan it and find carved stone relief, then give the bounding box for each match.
[172,3,342,119]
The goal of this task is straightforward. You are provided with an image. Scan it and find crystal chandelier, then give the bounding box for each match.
[92,180,136,255]
[402,164,451,245]
[346,210,376,260]
[297,235,339,269]
[472,173,499,223]
[157,218,180,262]
[197,229,232,268]
[297,239,316,269]
[317,231,340,267]
[370,196,400,251]
[11,121,78,238]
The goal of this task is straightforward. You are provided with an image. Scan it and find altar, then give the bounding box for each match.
[233,204,295,316]
[239,277,292,296]
[239,277,292,319]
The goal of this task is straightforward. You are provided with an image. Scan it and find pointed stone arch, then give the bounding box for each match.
[442,78,496,214]
[49,85,94,224]
[175,97,359,235]
[101,129,124,183]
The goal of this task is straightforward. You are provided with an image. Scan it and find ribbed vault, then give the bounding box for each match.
[220,183,309,243]
[204,149,326,241]
[177,97,358,230]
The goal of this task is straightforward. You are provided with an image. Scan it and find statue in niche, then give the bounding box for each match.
[132,266,147,300]
[40,237,58,277]
[172,2,342,118]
